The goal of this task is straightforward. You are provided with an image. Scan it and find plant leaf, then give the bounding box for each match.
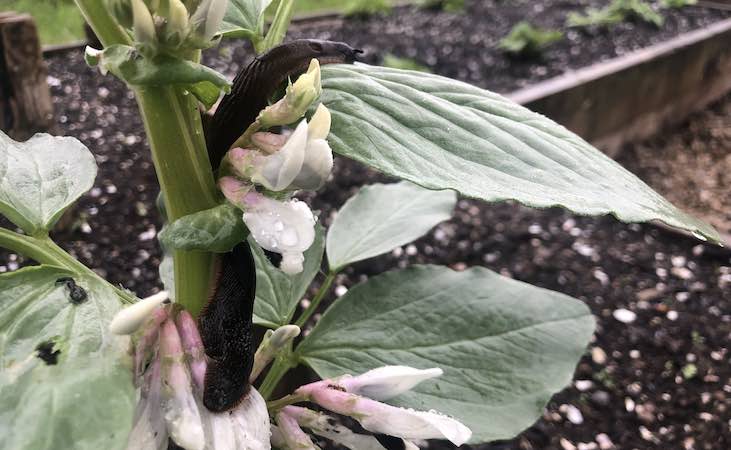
[86,45,230,105]
[0,266,135,450]
[298,265,596,443]
[159,203,248,253]
[320,64,721,244]
[218,0,273,40]
[251,224,325,328]
[326,182,456,271]
[0,132,97,235]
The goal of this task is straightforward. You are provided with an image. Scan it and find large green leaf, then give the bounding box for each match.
[218,0,273,40]
[252,224,325,328]
[320,64,721,244]
[0,132,97,235]
[298,265,596,443]
[0,266,135,450]
[159,203,248,253]
[326,182,456,271]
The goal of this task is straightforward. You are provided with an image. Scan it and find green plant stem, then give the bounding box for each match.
[294,271,336,328]
[257,0,295,53]
[0,228,135,303]
[258,349,297,400]
[266,392,308,412]
[136,85,218,317]
[74,0,132,47]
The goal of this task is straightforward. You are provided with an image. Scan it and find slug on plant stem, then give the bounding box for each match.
[205,39,362,170]
[199,39,360,411]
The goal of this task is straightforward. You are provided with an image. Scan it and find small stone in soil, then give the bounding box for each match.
[612,308,637,323]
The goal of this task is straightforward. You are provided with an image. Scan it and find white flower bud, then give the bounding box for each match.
[190,0,227,42]
[258,59,322,128]
[131,0,156,45]
[251,325,301,381]
[109,291,169,335]
[167,0,189,38]
[338,366,444,401]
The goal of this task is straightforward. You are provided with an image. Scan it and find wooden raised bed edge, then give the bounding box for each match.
[507,17,731,158]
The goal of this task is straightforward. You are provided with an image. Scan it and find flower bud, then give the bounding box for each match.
[275,410,320,450]
[167,0,190,39]
[258,59,322,128]
[109,291,169,335]
[160,319,205,450]
[250,131,289,155]
[337,366,443,401]
[218,176,252,208]
[250,120,308,191]
[190,0,227,42]
[175,310,206,391]
[131,0,157,45]
[251,325,301,381]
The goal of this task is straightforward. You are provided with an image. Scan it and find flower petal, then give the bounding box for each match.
[290,139,333,191]
[250,120,308,191]
[230,388,272,450]
[276,409,319,450]
[284,406,387,450]
[307,104,331,141]
[110,291,169,335]
[338,366,443,401]
[306,388,471,446]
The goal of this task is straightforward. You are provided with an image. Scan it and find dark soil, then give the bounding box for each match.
[1,1,730,449]
[205,0,731,93]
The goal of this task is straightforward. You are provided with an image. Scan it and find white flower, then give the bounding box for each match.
[241,193,316,274]
[248,104,333,192]
[190,0,228,42]
[295,366,472,447]
[335,365,443,401]
[109,291,169,335]
[282,406,417,450]
[258,59,322,128]
[275,410,319,450]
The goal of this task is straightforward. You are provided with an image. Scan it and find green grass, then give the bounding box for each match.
[0,0,394,46]
[0,0,86,45]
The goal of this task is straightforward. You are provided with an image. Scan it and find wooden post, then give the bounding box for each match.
[0,12,54,141]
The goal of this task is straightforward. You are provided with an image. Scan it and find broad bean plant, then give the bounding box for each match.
[0,0,721,449]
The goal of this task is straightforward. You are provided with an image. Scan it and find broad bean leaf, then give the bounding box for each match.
[251,224,325,328]
[218,0,273,40]
[326,182,456,271]
[159,203,247,253]
[0,132,97,235]
[320,64,721,244]
[298,265,596,443]
[0,266,135,450]
[85,45,230,108]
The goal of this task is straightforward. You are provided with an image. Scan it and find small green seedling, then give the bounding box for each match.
[660,0,697,8]
[381,54,432,72]
[344,0,392,18]
[499,21,563,57]
[568,0,664,28]
[419,0,466,12]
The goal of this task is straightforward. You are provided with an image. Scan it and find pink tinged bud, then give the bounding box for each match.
[270,425,286,448]
[251,325,300,382]
[276,410,320,450]
[133,305,170,384]
[242,194,316,275]
[218,176,252,208]
[302,387,472,446]
[284,406,388,450]
[251,131,289,155]
[250,120,308,191]
[337,366,444,401]
[160,320,205,450]
[175,310,207,392]
[110,291,169,335]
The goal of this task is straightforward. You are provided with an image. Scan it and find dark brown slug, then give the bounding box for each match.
[199,39,359,412]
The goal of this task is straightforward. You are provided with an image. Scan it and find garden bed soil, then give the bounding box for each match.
[1,1,730,449]
[203,0,731,94]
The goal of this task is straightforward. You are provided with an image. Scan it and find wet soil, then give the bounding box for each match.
[1,1,730,449]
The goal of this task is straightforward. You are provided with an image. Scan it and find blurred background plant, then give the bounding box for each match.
[419,0,466,12]
[567,0,664,29]
[381,53,432,72]
[499,21,564,57]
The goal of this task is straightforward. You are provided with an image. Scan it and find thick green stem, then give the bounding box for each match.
[136,86,218,316]
[257,0,296,53]
[294,271,336,328]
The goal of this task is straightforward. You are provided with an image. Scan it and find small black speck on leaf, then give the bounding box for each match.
[55,277,88,304]
[35,340,60,365]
